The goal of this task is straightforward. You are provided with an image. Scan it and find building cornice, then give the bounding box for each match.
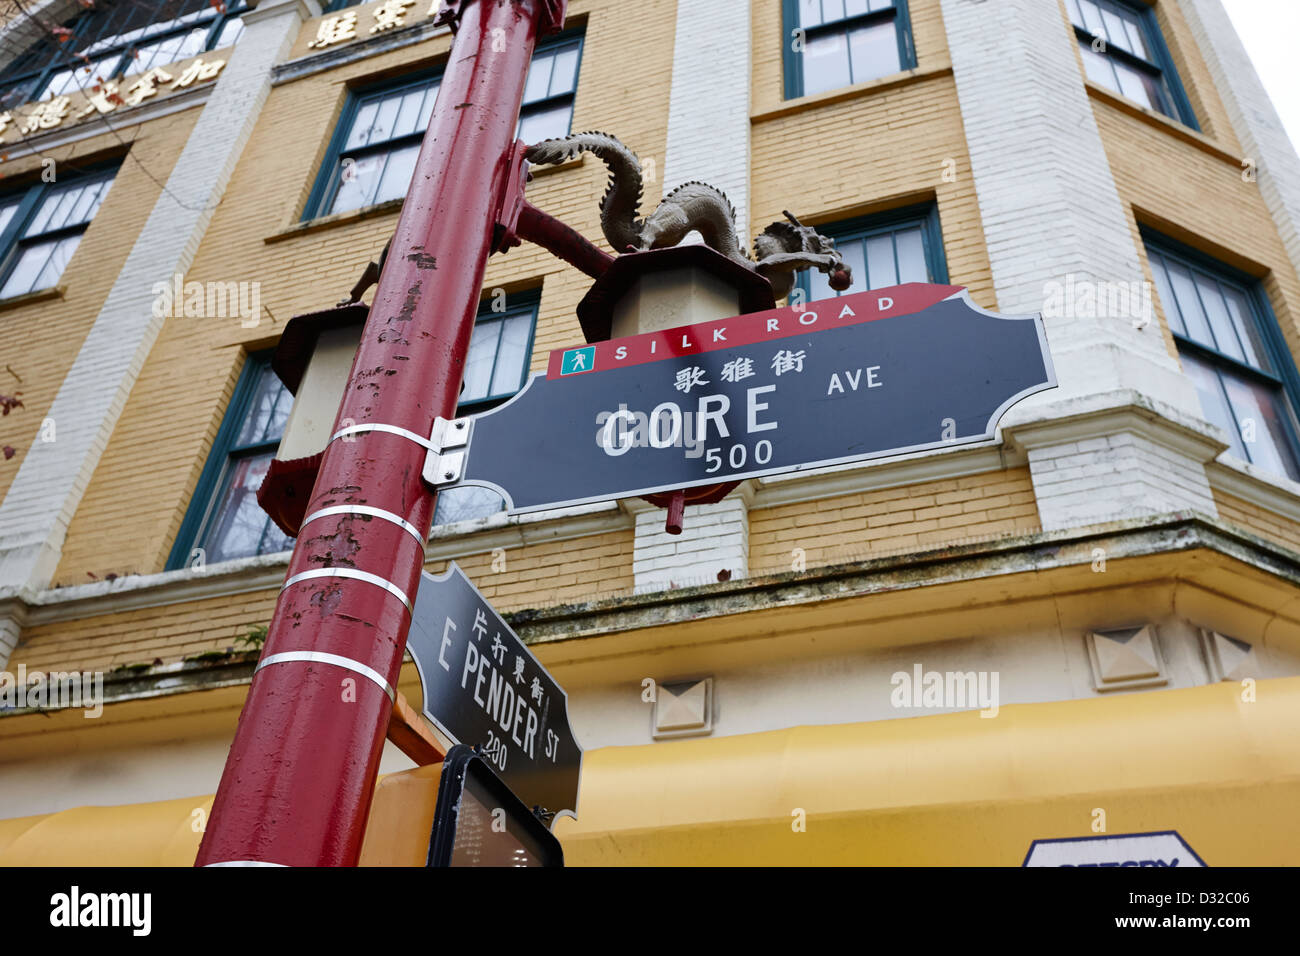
[753,443,1017,509]
[0,86,213,160]
[1207,456,1300,524]
[4,502,631,626]
[1001,389,1229,462]
[272,18,451,86]
[25,510,1300,717]
[516,510,1300,647]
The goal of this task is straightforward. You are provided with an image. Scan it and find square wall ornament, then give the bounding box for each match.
[1085,625,1168,692]
[652,678,713,740]
[1198,630,1258,682]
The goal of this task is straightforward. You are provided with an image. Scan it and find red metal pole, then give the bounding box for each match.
[197,0,563,867]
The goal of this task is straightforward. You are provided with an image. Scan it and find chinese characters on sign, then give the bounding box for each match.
[308,0,442,49]
[0,59,225,144]
[405,563,583,821]
[430,284,1057,514]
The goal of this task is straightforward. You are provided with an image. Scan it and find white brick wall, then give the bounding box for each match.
[940,0,1200,416]
[1179,0,1300,292]
[0,0,318,600]
[1027,430,1218,529]
[941,0,1221,529]
[631,0,755,593]
[661,0,752,231]
[633,497,749,593]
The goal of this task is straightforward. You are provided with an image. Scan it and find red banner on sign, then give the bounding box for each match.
[547,283,963,380]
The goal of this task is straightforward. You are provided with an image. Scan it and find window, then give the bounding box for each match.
[0,168,116,299]
[0,0,247,110]
[795,203,946,305]
[782,0,915,100]
[167,355,295,569]
[323,0,365,10]
[1066,0,1197,128]
[1146,235,1300,481]
[433,292,539,526]
[517,35,582,145]
[304,32,583,220]
[313,74,440,218]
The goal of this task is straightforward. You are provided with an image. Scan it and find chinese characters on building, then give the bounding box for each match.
[0,59,226,143]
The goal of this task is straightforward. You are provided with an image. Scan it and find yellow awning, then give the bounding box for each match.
[3,678,1298,865]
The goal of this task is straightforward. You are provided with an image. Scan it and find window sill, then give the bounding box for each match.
[0,284,64,313]
[266,154,583,245]
[753,63,953,124]
[1206,453,1300,524]
[528,152,584,178]
[265,198,405,244]
[1084,81,1240,166]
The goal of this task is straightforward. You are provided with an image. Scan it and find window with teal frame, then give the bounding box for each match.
[0,0,248,111]
[1145,231,1300,481]
[432,290,540,526]
[794,203,947,306]
[167,354,295,570]
[0,166,117,300]
[781,0,915,100]
[303,31,583,220]
[1066,0,1198,129]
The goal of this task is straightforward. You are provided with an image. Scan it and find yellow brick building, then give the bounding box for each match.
[1,0,1299,865]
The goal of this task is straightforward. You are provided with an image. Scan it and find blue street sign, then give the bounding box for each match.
[426,283,1056,516]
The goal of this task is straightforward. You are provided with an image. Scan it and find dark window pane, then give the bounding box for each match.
[1181,351,1248,460]
[202,452,294,563]
[1193,273,1245,364]
[548,45,580,96]
[490,313,532,396]
[234,366,292,446]
[1078,40,1118,91]
[433,486,505,526]
[1220,372,1300,480]
[848,19,900,83]
[329,153,385,214]
[1,238,62,297]
[865,233,896,287]
[1078,0,1107,35]
[1150,254,1185,336]
[518,101,572,144]
[375,142,420,205]
[894,227,927,282]
[462,320,504,404]
[1166,260,1215,347]
[1220,284,1270,373]
[1066,0,1086,30]
[802,30,852,96]
[523,51,554,103]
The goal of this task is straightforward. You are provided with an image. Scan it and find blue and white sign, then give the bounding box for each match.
[1023,831,1207,867]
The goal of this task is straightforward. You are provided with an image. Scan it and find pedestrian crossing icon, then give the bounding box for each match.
[561,346,595,375]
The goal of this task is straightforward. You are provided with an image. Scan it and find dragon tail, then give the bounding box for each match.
[523,131,644,252]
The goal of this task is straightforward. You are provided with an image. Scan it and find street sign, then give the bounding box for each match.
[1023,831,1206,867]
[427,283,1056,513]
[405,563,581,824]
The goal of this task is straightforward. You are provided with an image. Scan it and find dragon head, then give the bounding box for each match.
[757,211,853,292]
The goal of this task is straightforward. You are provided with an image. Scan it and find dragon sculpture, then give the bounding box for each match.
[523,131,852,300]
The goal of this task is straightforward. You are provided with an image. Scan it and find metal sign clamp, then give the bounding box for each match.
[422,416,473,488]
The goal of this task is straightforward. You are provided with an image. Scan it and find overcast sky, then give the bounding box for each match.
[1222,0,1300,150]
